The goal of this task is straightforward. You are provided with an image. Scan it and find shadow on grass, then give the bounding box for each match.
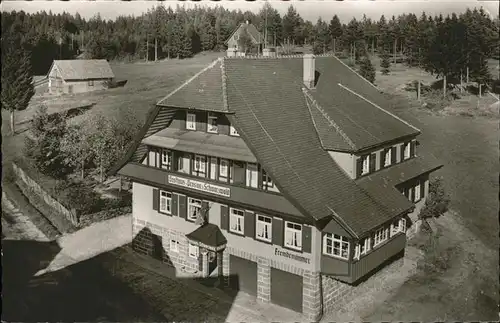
[3,226,241,322]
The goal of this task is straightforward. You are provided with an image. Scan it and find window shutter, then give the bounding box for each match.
[391,147,397,164]
[202,201,209,220]
[400,144,405,161]
[220,205,229,230]
[409,187,414,202]
[219,115,230,135]
[233,161,245,185]
[420,180,425,199]
[152,188,159,211]
[198,249,203,270]
[410,141,416,157]
[179,110,186,130]
[302,225,312,253]
[178,195,187,220]
[197,111,207,132]
[272,218,283,246]
[156,148,161,168]
[172,194,179,216]
[369,153,376,172]
[356,158,363,178]
[244,211,255,238]
[189,154,194,175]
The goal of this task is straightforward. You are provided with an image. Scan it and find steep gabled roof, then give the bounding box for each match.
[49,59,115,80]
[225,23,263,45]
[112,55,432,237]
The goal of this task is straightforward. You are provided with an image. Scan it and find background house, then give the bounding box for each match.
[47,59,115,95]
[225,21,263,56]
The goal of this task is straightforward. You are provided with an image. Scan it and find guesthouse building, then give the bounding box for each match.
[110,54,442,320]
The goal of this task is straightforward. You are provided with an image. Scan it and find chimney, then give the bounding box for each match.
[303,54,316,89]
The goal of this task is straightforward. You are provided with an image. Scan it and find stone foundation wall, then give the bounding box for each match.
[321,256,405,314]
[132,218,201,276]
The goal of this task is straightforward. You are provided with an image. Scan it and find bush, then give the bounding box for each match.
[419,177,450,221]
[62,184,103,215]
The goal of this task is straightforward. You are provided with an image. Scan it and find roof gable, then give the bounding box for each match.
[157,59,227,112]
[225,23,263,45]
[50,59,114,80]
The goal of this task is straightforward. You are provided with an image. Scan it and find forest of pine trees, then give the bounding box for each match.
[1,4,498,84]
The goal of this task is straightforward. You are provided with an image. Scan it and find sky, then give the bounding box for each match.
[1,0,498,23]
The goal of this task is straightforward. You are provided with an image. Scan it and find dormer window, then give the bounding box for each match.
[384,148,392,167]
[161,149,172,170]
[403,142,411,160]
[230,124,239,136]
[186,112,196,130]
[207,112,218,133]
[262,170,274,189]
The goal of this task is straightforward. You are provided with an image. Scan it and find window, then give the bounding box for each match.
[262,170,274,189]
[246,163,258,188]
[323,233,350,259]
[361,155,370,175]
[404,142,411,160]
[159,191,172,214]
[414,181,421,202]
[384,148,392,167]
[88,80,94,86]
[256,215,272,242]
[188,243,199,258]
[207,112,218,133]
[229,208,245,234]
[284,221,302,251]
[170,239,179,252]
[187,198,202,222]
[391,218,406,236]
[193,155,206,177]
[186,112,196,130]
[374,227,389,247]
[230,124,239,136]
[209,157,217,180]
[354,237,371,260]
[161,149,172,170]
[219,159,229,180]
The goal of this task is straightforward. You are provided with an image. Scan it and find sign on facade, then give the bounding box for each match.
[168,175,231,198]
[275,248,311,264]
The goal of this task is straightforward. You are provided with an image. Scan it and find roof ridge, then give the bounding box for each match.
[157,58,221,106]
[302,88,357,150]
[220,58,229,112]
[331,55,381,91]
[338,83,421,133]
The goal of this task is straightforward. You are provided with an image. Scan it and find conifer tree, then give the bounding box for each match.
[1,33,35,135]
[359,56,376,83]
[328,15,343,54]
[380,50,391,75]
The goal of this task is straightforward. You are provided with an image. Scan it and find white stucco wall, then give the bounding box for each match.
[328,151,355,178]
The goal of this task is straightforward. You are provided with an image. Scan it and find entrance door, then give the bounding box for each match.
[271,268,303,312]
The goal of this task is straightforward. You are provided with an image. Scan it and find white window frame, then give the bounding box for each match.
[391,218,407,236]
[404,142,411,160]
[170,239,179,252]
[159,191,172,214]
[255,215,272,242]
[323,233,350,260]
[373,227,389,247]
[188,243,199,258]
[262,169,274,189]
[246,163,258,188]
[384,148,392,167]
[193,155,206,177]
[229,208,245,234]
[354,237,371,260]
[219,159,229,180]
[284,221,302,251]
[230,124,239,136]
[207,112,218,133]
[186,112,196,130]
[187,197,202,222]
[362,155,370,175]
[161,149,172,170]
[414,181,421,202]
